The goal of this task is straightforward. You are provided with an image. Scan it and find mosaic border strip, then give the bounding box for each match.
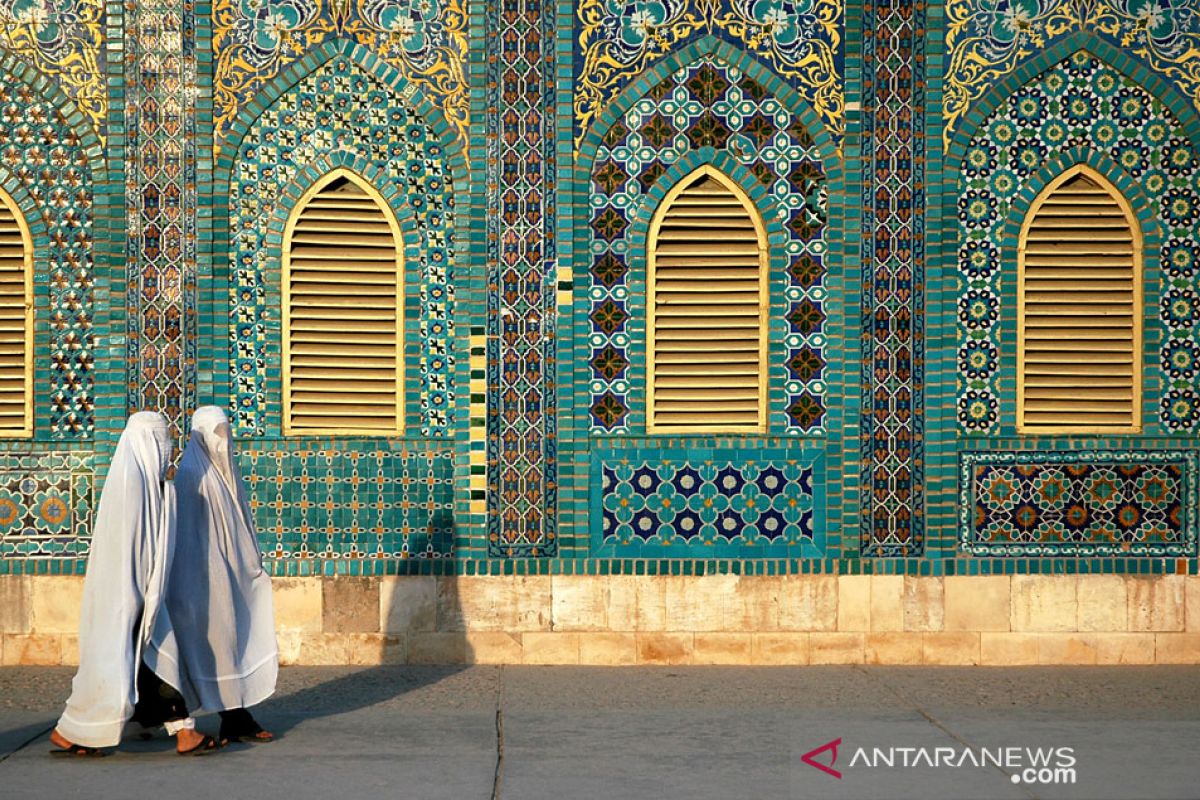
[859,0,927,556]
[484,0,558,557]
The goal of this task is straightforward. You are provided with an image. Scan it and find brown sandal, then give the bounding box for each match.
[177,734,223,756]
[49,743,108,758]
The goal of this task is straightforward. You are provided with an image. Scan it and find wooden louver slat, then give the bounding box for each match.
[647,167,767,433]
[283,170,403,435]
[0,189,31,437]
[1017,168,1141,433]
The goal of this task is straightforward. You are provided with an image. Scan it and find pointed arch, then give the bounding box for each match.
[281,167,404,436]
[575,36,842,188]
[646,165,769,434]
[0,186,34,437]
[1016,164,1142,433]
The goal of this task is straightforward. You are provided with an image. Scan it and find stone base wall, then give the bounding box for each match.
[3,574,1199,666]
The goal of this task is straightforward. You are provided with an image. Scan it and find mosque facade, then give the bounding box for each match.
[0,1,1198,665]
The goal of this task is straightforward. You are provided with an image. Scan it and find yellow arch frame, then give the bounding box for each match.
[646,165,770,435]
[0,188,33,438]
[1016,164,1143,434]
[281,168,405,436]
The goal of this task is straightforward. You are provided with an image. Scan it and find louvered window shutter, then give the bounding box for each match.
[0,190,32,437]
[647,167,768,433]
[1017,167,1142,433]
[283,171,403,435]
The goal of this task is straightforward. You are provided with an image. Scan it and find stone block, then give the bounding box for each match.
[980,633,1039,665]
[380,577,436,634]
[345,633,389,665]
[1011,575,1077,632]
[750,633,809,665]
[722,576,782,631]
[300,633,349,665]
[605,577,638,631]
[60,635,79,666]
[322,578,380,633]
[1037,634,1098,665]
[870,576,904,632]
[1092,633,1154,665]
[449,577,551,633]
[944,576,1009,632]
[0,575,30,633]
[273,577,323,633]
[3,634,61,666]
[837,576,871,632]
[777,576,837,631]
[693,633,752,664]
[522,633,580,665]
[809,633,864,664]
[551,576,609,631]
[636,633,694,665]
[922,632,981,665]
[464,632,522,664]
[276,630,302,666]
[408,633,467,664]
[865,632,922,664]
[662,576,719,631]
[1185,577,1200,632]
[1077,576,1128,632]
[1128,577,1184,632]
[1155,633,1200,664]
[903,577,943,632]
[579,633,638,666]
[30,576,83,634]
[634,578,669,631]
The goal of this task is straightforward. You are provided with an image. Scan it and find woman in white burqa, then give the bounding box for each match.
[52,412,219,756]
[145,405,277,743]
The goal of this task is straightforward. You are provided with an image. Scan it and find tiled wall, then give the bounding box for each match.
[0,3,1195,660]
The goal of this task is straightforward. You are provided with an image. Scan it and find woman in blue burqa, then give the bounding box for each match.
[144,405,278,743]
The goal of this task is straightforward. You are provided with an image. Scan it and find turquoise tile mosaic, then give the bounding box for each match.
[228,55,456,438]
[580,55,831,436]
[860,0,927,556]
[0,2,1196,580]
[954,51,1200,436]
[239,442,455,561]
[592,445,825,559]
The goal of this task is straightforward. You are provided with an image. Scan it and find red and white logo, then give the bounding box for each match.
[801,738,842,779]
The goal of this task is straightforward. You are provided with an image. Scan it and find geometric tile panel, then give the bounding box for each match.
[587,56,828,435]
[0,66,97,437]
[241,445,455,561]
[595,448,824,559]
[944,1,1200,148]
[860,0,927,555]
[573,0,845,148]
[0,452,94,558]
[957,52,1200,434]
[960,450,1198,557]
[230,56,455,437]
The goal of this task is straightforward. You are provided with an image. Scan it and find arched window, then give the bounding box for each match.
[282,169,403,435]
[647,166,768,434]
[1017,166,1142,433]
[0,188,32,437]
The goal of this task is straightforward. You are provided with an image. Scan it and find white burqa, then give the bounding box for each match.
[146,406,277,712]
[56,412,176,748]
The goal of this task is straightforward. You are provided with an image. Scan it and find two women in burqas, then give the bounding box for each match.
[51,407,277,757]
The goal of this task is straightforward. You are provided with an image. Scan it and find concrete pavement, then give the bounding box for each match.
[1,665,1197,799]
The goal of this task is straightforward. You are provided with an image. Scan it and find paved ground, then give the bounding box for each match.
[0,665,1197,800]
